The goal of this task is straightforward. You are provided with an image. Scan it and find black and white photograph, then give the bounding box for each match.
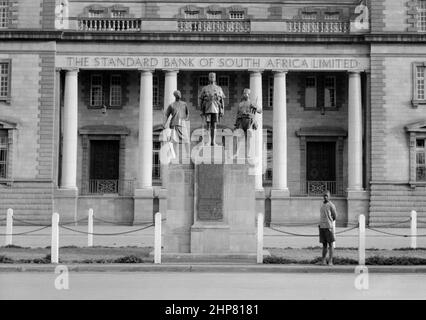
[0,0,426,309]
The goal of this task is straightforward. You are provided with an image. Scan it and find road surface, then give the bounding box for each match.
[1,272,425,300]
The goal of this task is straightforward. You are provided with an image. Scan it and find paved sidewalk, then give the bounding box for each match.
[1,263,426,273]
[0,224,424,249]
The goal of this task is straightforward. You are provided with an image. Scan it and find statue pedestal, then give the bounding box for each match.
[191,162,256,254]
[164,146,257,260]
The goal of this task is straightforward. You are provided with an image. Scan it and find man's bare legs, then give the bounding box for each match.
[322,244,327,265]
[322,243,334,265]
[328,243,334,265]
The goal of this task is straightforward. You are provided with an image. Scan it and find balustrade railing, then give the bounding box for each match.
[82,179,135,196]
[177,19,251,33]
[285,19,350,33]
[303,181,345,196]
[78,18,142,32]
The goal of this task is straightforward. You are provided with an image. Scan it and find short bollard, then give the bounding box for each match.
[257,213,264,264]
[5,208,13,246]
[358,214,366,265]
[154,212,162,264]
[411,210,417,249]
[51,212,59,264]
[88,208,94,247]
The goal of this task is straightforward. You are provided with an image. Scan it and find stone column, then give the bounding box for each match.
[160,70,178,213]
[272,71,289,193]
[347,71,369,226]
[249,71,263,190]
[249,70,265,219]
[270,71,290,224]
[134,70,154,223]
[55,68,79,223]
[61,68,78,189]
[348,71,363,191]
[138,70,153,189]
[163,70,178,112]
[162,70,178,174]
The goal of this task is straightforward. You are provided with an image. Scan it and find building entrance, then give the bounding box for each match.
[89,140,120,193]
[306,141,336,195]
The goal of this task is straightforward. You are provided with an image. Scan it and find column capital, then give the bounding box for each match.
[248,69,264,75]
[62,67,79,73]
[138,69,155,74]
[348,69,363,75]
[163,69,179,74]
[272,70,288,76]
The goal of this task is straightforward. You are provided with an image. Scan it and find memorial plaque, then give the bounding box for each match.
[197,164,223,221]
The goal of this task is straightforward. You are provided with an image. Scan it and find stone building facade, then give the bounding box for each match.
[0,0,425,226]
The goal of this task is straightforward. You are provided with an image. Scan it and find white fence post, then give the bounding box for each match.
[358,214,365,265]
[154,212,162,264]
[257,213,264,264]
[5,208,13,246]
[88,208,94,247]
[411,210,417,250]
[51,212,59,264]
[332,220,336,249]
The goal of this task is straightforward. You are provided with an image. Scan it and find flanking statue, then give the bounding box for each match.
[198,72,226,146]
[234,88,262,134]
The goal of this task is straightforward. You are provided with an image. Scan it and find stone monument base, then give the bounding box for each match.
[163,147,257,259]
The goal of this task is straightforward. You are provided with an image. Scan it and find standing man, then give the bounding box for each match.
[319,190,337,266]
[198,72,226,146]
[163,90,190,162]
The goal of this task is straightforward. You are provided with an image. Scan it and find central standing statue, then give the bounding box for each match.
[198,72,226,146]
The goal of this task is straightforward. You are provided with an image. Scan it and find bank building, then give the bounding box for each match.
[0,0,426,228]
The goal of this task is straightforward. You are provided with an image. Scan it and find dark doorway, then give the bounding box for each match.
[89,140,120,193]
[307,142,336,181]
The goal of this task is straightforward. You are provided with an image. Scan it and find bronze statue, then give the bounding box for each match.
[163,90,190,162]
[234,88,262,134]
[198,72,225,146]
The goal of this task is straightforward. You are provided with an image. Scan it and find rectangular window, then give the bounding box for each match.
[305,76,317,108]
[152,139,161,182]
[301,12,317,20]
[0,61,10,101]
[153,75,159,109]
[229,12,244,20]
[267,76,274,109]
[324,76,336,108]
[207,11,221,19]
[109,74,122,107]
[416,66,425,100]
[416,139,426,181]
[263,130,273,184]
[0,130,8,179]
[323,13,340,20]
[418,0,426,31]
[88,9,104,18]
[184,11,199,19]
[111,10,127,18]
[0,0,8,28]
[90,74,103,107]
